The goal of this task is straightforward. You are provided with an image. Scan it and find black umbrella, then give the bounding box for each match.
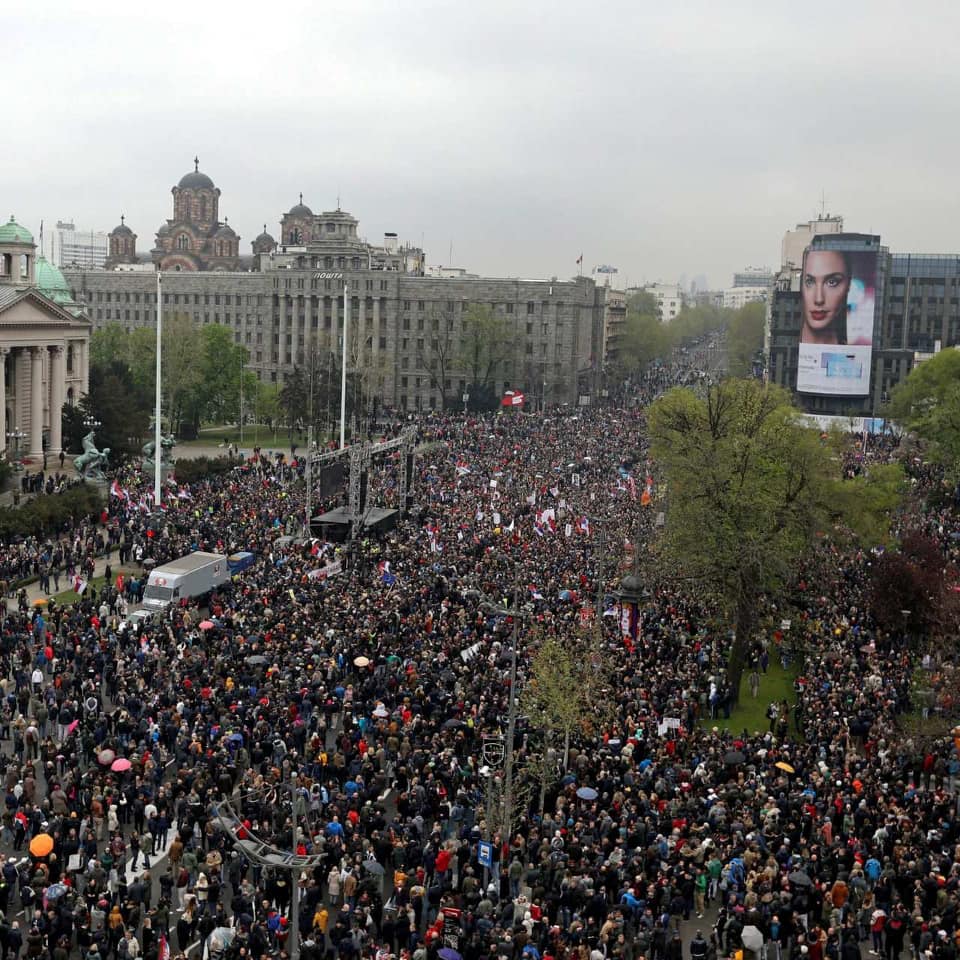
[442,719,465,730]
[788,871,813,887]
[724,750,746,765]
[363,860,385,876]
[246,655,268,666]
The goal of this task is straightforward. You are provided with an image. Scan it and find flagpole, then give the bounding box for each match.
[154,270,162,506]
[340,278,349,449]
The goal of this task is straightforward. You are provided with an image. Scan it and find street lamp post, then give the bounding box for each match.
[482,583,526,843]
[5,429,25,469]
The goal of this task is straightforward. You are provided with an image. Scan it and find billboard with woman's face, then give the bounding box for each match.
[797,246,877,395]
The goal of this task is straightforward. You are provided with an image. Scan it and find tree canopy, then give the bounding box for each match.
[890,348,960,480]
[89,321,252,439]
[725,301,766,377]
[648,378,902,701]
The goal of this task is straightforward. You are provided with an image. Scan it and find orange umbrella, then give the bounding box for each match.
[775,761,795,774]
[29,833,54,857]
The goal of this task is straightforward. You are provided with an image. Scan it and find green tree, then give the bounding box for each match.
[726,302,766,377]
[618,293,669,373]
[459,305,517,392]
[81,360,152,458]
[161,314,204,435]
[890,348,960,480]
[418,309,458,410]
[648,379,901,703]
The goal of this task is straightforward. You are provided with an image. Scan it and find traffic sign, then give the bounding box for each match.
[478,840,493,868]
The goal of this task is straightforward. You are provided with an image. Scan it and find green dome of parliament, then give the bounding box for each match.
[0,216,32,244]
[35,255,72,304]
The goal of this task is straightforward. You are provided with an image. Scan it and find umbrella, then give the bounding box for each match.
[741,926,763,953]
[442,719,465,730]
[788,871,813,887]
[246,655,268,666]
[438,950,462,960]
[576,786,598,801]
[354,656,371,668]
[373,705,389,718]
[775,761,795,774]
[560,774,577,786]
[32,599,48,607]
[29,834,54,857]
[45,882,67,901]
[227,733,244,744]
[207,928,236,952]
[724,750,746,765]
[67,719,80,735]
[363,860,385,876]
[199,620,215,630]
[111,758,132,772]
[97,749,115,765]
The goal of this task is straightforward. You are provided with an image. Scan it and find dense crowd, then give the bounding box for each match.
[0,345,956,960]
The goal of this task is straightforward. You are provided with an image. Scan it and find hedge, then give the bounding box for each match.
[172,455,238,486]
[0,483,103,541]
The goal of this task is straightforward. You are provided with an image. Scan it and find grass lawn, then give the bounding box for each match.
[177,424,316,449]
[47,568,138,606]
[698,657,798,736]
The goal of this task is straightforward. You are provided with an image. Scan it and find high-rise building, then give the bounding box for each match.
[53,220,108,269]
[732,267,774,289]
[766,220,960,416]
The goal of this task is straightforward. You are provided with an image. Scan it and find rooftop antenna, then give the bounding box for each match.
[818,189,829,219]
[194,156,200,172]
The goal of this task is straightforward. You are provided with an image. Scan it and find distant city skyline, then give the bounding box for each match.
[8,1,960,287]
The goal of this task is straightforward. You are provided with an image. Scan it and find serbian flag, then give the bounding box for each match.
[110,480,124,499]
[577,517,590,535]
[529,585,544,600]
[158,935,170,960]
[73,576,87,596]
[455,461,472,476]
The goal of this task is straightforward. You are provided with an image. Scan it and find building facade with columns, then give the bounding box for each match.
[0,217,91,461]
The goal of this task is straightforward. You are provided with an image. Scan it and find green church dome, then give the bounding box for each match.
[0,216,33,244]
[35,255,73,304]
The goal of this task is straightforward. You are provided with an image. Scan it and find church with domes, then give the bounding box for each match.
[150,159,241,271]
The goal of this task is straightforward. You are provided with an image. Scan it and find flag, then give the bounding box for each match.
[579,605,594,626]
[577,517,590,535]
[158,935,170,960]
[110,480,124,499]
[455,461,472,476]
[73,576,87,596]
[576,254,583,266]
[529,585,544,600]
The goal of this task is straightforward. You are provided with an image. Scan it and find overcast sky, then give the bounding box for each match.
[7,0,960,289]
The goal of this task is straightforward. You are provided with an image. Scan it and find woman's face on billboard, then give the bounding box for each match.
[802,250,850,338]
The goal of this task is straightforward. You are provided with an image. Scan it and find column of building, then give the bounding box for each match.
[48,344,65,457]
[0,348,7,457]
[29,347,44,458]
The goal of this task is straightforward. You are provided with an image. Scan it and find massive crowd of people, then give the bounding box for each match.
[0,346,956,960]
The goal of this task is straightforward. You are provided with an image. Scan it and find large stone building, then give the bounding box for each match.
[66,167,610,411]
[0,217,91,460]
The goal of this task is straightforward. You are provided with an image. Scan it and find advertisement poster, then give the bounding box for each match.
[796,246,877,396]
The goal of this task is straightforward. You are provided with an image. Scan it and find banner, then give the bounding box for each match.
[797,246,878,396]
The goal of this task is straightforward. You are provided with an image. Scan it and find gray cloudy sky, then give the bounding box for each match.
[7,0,960,288]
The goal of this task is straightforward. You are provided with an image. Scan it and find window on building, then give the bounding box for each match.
[527,301,535,315]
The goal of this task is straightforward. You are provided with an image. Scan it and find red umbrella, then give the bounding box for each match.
[111,758,131,772]
[199,620,215,630]
[97,749,115,765]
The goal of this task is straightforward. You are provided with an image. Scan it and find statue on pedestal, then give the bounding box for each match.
[73,432,111,481]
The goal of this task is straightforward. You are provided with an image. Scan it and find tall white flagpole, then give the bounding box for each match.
[340,278,349,449]
[154,271,163,505]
